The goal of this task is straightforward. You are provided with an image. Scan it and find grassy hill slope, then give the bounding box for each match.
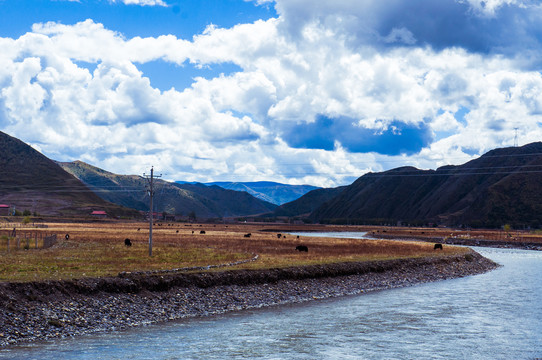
[271,186,347,217]
[310,142,542,228]
[0,131,138,217]
[60,161,278,218]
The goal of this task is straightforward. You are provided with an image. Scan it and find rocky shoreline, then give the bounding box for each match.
[0,251,498,347]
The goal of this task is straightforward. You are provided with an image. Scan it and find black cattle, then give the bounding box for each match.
[125,238,132,247]
[65,234,70,240]
[295,245,308,252]
[277,234,282,238]
[244,233,251,238]
[434,243,443,250]
[176,230,179,233]
[200,230,206,234]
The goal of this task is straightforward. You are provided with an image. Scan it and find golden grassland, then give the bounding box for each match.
[0,222,487,282]
[368,226,542,243]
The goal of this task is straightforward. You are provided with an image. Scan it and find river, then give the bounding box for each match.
[1,235,541,359]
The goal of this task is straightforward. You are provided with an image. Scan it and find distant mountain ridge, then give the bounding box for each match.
[192,181,320,205]
[4,129,541,227]
[309,142,542,228]
[60,161,278,219]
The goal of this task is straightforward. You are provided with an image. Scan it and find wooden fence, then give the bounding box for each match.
[0,223,49,229]
[0,229,57,252]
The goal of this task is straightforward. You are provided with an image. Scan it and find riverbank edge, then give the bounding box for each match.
[371,234,542,251]
[0,251,498,347]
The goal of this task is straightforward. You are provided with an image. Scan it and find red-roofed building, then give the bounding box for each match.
[91,210,107,218]
[0,204,10,216]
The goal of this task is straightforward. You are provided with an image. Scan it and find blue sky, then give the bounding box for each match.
[1,0,542,187]
[0,0,275,90]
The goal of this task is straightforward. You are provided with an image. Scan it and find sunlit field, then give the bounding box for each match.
[0,222,472,282]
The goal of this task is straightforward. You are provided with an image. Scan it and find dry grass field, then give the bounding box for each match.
[369,226,542,243]
[0,222,474,282]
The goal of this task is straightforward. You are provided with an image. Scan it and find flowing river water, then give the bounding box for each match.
[1,233,542,359]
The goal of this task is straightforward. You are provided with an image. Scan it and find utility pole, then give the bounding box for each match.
[514,127,519,147]
[144,166,161,256]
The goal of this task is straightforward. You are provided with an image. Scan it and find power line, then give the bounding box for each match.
[143,167,161,257]
[3,163,542,192]
[1,149,541,194]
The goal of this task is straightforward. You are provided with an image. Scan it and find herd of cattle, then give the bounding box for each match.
[120,229,444,253]
[121,229,311,253]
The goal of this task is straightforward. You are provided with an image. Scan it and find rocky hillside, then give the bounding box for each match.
[310,142,542,228]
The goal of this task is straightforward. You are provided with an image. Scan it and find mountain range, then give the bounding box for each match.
[188,181,320,205]
[307,142,542,228]
[2,129,542,228]
[1,130,278,219]
[59,161,278,219]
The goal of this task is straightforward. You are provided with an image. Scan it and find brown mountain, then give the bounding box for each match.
[271,186,347,217]
[59,161,278,219]
[0,131,138,217]
[310,142,542,228]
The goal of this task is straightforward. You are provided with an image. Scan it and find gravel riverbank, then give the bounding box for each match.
[0,251,498,347]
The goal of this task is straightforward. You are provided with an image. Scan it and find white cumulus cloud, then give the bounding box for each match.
[1,0,542,186]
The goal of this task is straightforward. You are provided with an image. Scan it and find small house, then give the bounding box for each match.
[0,204,10,216]
[91,210,107,218]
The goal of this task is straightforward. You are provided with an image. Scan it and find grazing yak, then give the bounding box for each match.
[277,234,282,239]
[295,245,308,252]
[244,233,252,238]
[434,243,443,250]
[125,238,132,246]
[200,230,206,234]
